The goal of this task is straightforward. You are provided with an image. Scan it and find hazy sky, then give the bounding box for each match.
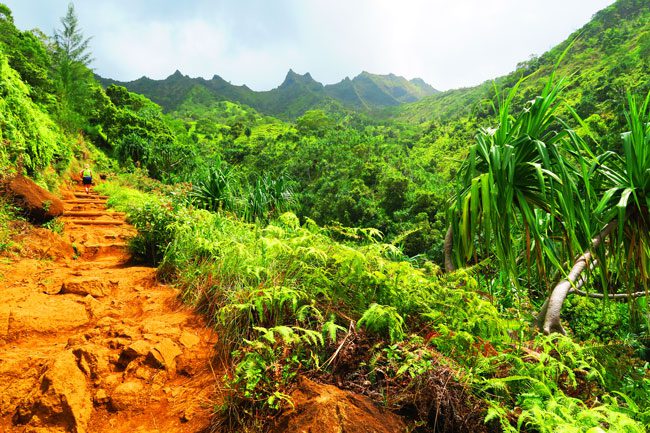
[3,0,615,91]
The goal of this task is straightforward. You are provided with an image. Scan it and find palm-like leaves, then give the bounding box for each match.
[539,91,650,334]
[449,74,585,286]
[594,91,650,287]
[190,160,234,212]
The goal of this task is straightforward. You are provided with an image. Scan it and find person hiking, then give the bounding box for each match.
[80,165,93,193]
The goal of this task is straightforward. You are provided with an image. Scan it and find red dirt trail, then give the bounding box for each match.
[0,185,220,433]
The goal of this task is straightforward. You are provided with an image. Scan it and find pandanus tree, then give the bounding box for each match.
[445,72,587,291]
[445,77,649,335]
[538,91,650,334]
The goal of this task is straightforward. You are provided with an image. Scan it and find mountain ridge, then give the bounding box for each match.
[97,69,439,118]
[394,0,649,128]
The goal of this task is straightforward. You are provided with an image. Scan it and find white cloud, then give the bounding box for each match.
[3,0,615,91]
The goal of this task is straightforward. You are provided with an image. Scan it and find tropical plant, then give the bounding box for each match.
[190,160,235,212]
[445,70,587,295]
[539,90,650,334]
[357,303,406,343]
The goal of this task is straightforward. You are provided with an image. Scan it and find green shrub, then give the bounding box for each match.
[0,197,19,252]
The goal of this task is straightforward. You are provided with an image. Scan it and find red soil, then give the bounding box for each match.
[0,185,220,433]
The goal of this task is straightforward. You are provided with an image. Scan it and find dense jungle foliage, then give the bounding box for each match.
[1,0,649,431]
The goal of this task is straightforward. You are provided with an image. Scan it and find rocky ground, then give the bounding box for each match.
[0,185,220,433]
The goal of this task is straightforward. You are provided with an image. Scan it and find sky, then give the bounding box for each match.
[3,0,615,91]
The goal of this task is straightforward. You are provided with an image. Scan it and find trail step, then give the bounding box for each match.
[83,243,127,248]
[64,199,108,205]
[63,211,125,218]
[73,193,109,199]
[65,219,125,226]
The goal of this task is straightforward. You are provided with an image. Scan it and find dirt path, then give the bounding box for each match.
[0,185,220,433]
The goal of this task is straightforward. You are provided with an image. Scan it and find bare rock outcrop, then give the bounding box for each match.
[14,350,92,433]
[6,175,64,223]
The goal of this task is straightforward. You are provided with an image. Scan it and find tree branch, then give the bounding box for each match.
[540,219,618,335]
[568,288,649,299]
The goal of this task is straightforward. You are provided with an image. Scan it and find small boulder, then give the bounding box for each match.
[61,277,109,298]
[126,340,152,358]
[146,338,182,371]
[116,340,152,370]
[94,389,109,405]
[179,331,200,349]
[7,175,64,223]
[15,350,92,433]
[82,294,108,319]
[110,380,145,411]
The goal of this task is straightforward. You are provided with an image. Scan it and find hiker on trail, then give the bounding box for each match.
[80,165,93,194]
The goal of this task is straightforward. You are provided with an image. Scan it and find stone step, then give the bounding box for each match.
[65,219,125,226]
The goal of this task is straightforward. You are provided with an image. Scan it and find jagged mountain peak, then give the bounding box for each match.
[168,70,185,79]
[281,69,319,87]
[97,69,437,118]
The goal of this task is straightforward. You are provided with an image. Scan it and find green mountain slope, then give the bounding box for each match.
[396,0,649,137]
[97,69,438,119]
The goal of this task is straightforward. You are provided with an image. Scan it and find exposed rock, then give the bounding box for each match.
[126,340,152,357]
[93,389,109,405]
[146,338,182,371]
[106,338,130,350]
[7,175,64,223]
[14,351,92,433]
[72,344,111,379]
[96,317,119,328]
[141,318,183,337]
[273,377,407,433]
[0,304,10,337]
[0,363,41,418]
[110,381,145,411]
[8,295,89,336]
[110,323,139,339]
[99,373,122,389]
[61,277,110,298]
[133,366,154,381]
[179,331,200,349]
[82,294,109,319]
[117,340,151,370]
[18,228,74,261]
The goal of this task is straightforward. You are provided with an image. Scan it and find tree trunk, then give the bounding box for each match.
[538,219,617,335]
[444,225,456,273]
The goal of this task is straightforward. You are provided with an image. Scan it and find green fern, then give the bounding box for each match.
[358,303,406,343]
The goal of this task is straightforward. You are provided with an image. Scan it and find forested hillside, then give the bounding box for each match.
[98,69,438,118]
[1,0,649,432]
[396,0,649,145]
